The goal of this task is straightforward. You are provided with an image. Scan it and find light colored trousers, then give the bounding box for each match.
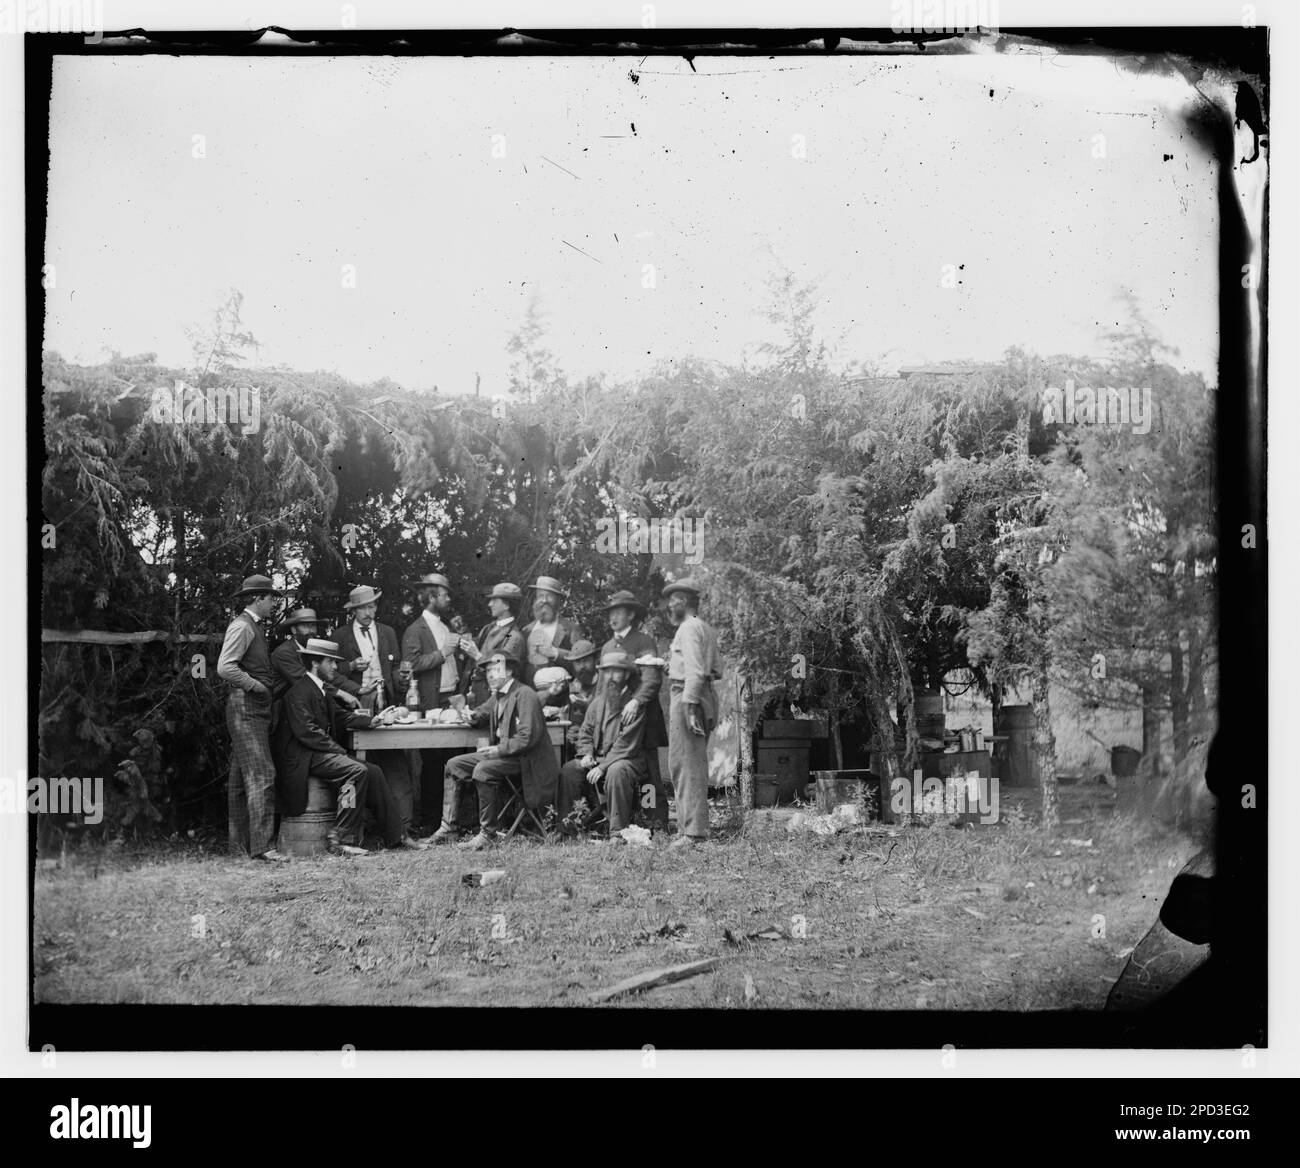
[668,691,710,839]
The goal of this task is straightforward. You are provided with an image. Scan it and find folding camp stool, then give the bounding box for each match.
[497,773,548,840]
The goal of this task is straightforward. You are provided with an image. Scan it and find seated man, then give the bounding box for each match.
[556,649,649,838]
[430,651,559,851]
[533,665,572,719]
[272,637,421,855]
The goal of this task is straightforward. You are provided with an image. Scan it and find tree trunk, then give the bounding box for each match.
[737,673,755,810]
[1169,631,1189,763]
[1030,667,1058,831]
[1140,682,1161,775]
[827,670,845,771]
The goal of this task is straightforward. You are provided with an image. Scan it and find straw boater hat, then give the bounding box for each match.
[525,575,568,600]
[486,582,524,603]
[233,574,282,599]
[660,577,703,601]
[602,589,648,617]
[343,584,383,610]
[296,637,345,661]
[596,649,639,674]
[409,573,451,591]
[276,606,320,634]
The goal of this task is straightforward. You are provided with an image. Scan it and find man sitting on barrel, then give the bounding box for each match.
[430,650,559,851]
[556,649,649,840]
[273,637,418,856]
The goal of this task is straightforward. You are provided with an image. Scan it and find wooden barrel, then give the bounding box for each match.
[278,777,335,857]
[995,705,1038,788]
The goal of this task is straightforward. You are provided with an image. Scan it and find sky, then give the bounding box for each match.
[43,51,1219,393]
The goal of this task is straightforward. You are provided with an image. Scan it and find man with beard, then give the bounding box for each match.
[520,575,579,687]
[270,607,361,709]
[600,590,670,832]
[663,578,722,849]
[333,584,416,841]
[401,572,465,830]
[563,639,599,743]
[456,582,527,706]
[431,651,559,851]
[556,649,648,839]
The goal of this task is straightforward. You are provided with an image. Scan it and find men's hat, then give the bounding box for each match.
[486,582,524,602]
[533,666,571,689]
[297,637,345,661]
[568,639,597,662]
[525,575,568,599]
[602,589,648,615]
[484,650,520,669]
[596,649,639,673]
[409,573,452,591]
[234,574,282,598]
[343,584,383,610]
[276,607,320,633]
[660,577,703,601]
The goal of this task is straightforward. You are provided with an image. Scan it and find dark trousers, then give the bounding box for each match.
[307,752,371,845]
[443,751,521,836]
[558,757,648,832]
[643,748,669,828]
[369,749,413,835]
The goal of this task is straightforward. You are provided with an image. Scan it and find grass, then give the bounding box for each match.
[33,784,1196,1010]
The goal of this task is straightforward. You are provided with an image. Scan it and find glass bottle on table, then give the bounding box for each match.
[404,660,421,713]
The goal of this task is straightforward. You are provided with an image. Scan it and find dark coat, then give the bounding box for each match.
[271,675,351,817]
[577,682,648,769]
[459,618,527,703]
[519,615,579,686]
[467,681,559,810]
[601,628,669,749]
[399,613,468,708]
[334,620,403,708]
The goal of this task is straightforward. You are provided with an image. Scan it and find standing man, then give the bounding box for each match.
[457,582,527,707]
[431,651,559,851]
[556,649,649,838]
[520,575,579,687]
[334,584,415,838]
[663,578,722,849]
[601,590,670,832]
[217,574,287,863]
[401,572,464,831]
[272,637,414,855]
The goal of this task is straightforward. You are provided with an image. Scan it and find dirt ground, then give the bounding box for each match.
[32,783,1196,1010]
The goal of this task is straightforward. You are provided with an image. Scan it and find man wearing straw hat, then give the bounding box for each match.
[334,584,415,838]
[216,574,287,862]
[601,589,670,832]
[273,637,416,855]
[520,575,579,687]
[662,577,722,848]
[556,649,649,839]
[456,582,527,707]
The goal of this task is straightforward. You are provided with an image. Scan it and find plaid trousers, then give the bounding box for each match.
[226,689,277,856]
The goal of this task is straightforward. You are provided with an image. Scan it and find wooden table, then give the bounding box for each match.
[351,721,569,760]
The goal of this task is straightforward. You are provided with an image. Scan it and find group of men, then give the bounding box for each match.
[217,569,722,861]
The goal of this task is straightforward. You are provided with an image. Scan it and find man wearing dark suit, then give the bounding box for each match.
[270,607,361,710]
[600,590,670,831]
[456,582,528,706]
[557,650,649,836]
[271,638,413,855]
[332,584,415,838]
[431,651,559,851]
[520,575,580,687]
[400,573,466,830]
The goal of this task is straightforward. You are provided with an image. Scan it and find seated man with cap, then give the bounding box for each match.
[601,590,670,831]
[432,650,559,851]
[456,582,527,707]
[520,575,579,687]
[272,637,420,855]
[556,649,649,838]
